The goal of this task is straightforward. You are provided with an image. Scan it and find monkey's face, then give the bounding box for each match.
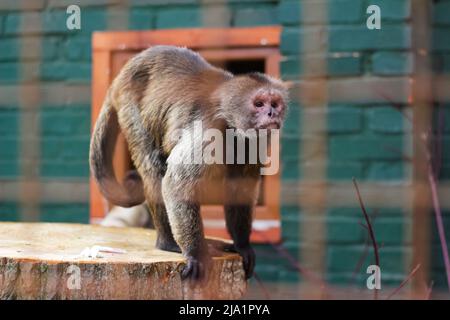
[247,87,287,130]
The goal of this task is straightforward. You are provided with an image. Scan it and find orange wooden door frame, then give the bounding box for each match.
[90,26,282,243]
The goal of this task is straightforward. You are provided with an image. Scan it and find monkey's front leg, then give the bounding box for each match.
[161,163,209,281]
[224,172,260,279]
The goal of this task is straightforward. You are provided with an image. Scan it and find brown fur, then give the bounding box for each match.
[89,45,288,280]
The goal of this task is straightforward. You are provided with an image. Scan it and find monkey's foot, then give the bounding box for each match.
[235,246,255,280]
[155,238,181,253]
[181,256,211,281]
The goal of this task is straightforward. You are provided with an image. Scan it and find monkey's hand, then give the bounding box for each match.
[181,254,212,282]
[235,245,255,279]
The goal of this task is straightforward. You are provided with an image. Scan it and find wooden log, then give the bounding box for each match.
[0,223,246,300]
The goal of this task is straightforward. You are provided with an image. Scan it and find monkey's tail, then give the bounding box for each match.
[89,98,145,208]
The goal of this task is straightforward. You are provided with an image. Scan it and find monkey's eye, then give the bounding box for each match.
[254,101,264,108]
[271,102,278,109]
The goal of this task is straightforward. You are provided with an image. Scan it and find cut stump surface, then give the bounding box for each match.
[0,222,246,300]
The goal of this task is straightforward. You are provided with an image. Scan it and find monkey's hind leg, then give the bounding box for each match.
[147,201,181,253]
[116,106,180,253]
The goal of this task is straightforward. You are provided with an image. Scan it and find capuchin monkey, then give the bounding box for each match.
[90,45,288,281]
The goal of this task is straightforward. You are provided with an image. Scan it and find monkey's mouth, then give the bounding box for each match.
[258,121,280,130]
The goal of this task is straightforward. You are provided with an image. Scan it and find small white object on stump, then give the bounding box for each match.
[0,222,246,300]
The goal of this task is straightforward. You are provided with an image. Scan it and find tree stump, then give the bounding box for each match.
[0,222,246,300]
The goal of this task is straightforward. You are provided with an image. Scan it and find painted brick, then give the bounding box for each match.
[0,63,19,82]
[40,62,91,81]
[234,6,277,27]
[0,0,46,10]
[156,7,201,29]
[439,165,450,180]
[367,161,404,180]
[431,213,450,245]
[372,52,413,75]
[281,27,327,54]
[281,54,362,79]
[0,138,18,160]
[48,0,121,8]
[0,108,19,136]
[40,203,89,223]
[328,207,404,219]
[64,37,92,61]
[329,25,412,51]
[0,203,19,222]
[329,135,403,161]
[327,162,364,180]
[326,217,365,243]
[156,6,232,29]
[5,9,106,35]
[433,105,450,133]
[327,106,363,133]
[281,215,301,241]
[281,135,300,160]
[41,107,90,136]
[253,265,280,282]
[327,246,406,274]
[40,161,89,177]
[282,103,301,135]
[367,106,404,133]
[0,39,17,61]
[129,8,154,30]
[281,205,302,219]
[367,0,411,20]
[433,54,450,73]
[0,161,18,177]
[328,54,362,76]
[5,12,41,35]
[373,217,408,245]
[434,1,450,25]
[131,0,197,6]
[281,158,301,181]
[47,9,107,34]
[279,0,363,25]
[41,137,89,161]
[433,27,450,52]
[0,37,59,62]
[443,137,450,160]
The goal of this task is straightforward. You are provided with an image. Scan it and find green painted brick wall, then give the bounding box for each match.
[40,106,91,177]
[0,203,20,222]
[40,203,89,223]
[0,0,449,290]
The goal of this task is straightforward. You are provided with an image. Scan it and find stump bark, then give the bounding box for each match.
[0,222,246,300]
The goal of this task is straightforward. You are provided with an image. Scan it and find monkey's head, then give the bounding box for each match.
[217,72,289,131]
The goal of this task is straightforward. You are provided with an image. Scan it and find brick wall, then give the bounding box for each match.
[0,0,449,290]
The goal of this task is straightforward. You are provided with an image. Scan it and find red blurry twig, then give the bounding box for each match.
[351,210,380,285]
[253,229,330,294]
[381,92,450,293]
[386,264,421,300]
[253,271,271,300]
[352,178,380,300]
[428,163,450,290]
[425,281,434,300]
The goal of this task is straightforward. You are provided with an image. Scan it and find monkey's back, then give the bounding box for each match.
[112,45,231,155]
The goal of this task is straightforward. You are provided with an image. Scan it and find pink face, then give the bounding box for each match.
[250,88,286,130]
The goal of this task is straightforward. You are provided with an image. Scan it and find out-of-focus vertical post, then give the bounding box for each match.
[299,1,329,299]
[410,0,433,298]
[19,7,42,222]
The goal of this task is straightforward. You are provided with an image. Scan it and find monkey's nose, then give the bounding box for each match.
[268,107,276,118]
